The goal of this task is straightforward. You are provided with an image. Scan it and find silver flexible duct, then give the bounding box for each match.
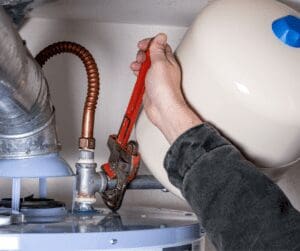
[0,7,59,158]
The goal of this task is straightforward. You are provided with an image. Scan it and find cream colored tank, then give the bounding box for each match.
[136,0,300,198]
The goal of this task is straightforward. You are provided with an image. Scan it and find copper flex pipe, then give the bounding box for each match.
[35,41,100,150]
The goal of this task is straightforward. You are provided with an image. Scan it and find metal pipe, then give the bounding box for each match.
[0,7,59,158]
[35,42,100,150]
[107,175,164,190]
[74,150,107,210]
[11,178,21,212]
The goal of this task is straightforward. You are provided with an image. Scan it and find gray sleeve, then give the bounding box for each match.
[164,123,300,250]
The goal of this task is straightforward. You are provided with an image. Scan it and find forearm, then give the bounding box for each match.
[158,103,202,144]
[164,123,300,250]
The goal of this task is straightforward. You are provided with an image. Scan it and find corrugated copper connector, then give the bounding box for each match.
[35,41,100,150]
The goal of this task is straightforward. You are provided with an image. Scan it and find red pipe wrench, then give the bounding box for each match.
[101,49,151,211]
[117,49,151,148]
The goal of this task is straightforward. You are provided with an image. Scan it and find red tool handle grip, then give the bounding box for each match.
[117,50,151,147]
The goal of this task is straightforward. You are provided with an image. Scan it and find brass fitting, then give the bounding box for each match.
[79,138,96,150]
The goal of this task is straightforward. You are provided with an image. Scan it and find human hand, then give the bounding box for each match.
[131,33,202,143]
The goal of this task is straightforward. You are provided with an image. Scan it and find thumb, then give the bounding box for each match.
[149,33,168,62]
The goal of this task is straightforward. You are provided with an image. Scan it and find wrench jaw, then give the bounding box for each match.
[101,136,140,211]
[100,169,127,212]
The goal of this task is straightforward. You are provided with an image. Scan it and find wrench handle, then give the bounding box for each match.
[117,50,151,147]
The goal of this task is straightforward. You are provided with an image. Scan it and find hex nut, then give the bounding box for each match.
[79,138,95,149]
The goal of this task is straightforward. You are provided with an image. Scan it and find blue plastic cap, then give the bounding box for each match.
[272,15,300,48]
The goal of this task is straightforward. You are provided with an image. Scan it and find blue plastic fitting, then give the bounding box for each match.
[272,15,300,48]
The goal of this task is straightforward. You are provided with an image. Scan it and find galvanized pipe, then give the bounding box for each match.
[0,7,59,158]
[107,175,164,190]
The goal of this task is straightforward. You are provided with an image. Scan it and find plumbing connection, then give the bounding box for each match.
[0,5,161,213]
[35,42,156,212]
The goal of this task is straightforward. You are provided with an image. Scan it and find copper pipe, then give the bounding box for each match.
[36,41,100,149]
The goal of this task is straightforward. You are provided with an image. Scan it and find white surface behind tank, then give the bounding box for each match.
[28,0,300,26]
[29,0,213,26]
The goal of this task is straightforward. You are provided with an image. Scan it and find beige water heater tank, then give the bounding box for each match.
[136,0,300,198]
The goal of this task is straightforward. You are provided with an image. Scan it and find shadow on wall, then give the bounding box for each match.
[41,54,78,159]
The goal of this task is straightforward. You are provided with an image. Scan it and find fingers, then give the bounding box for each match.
[137,33,174,63]
[136,49,146,63]
[130,62,141,76]
[130,48,146,71]
[130,61,141,71]
[165,44,176,63]
[138,38,152,51]
[131,33,176,75]
[149,33,168,62]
